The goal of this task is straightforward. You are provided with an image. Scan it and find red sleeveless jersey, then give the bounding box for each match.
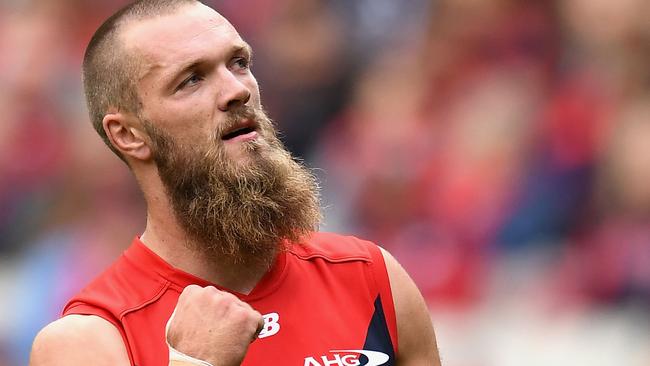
[62,232,398,366]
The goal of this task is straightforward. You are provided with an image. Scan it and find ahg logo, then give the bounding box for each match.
[303,350,390,366]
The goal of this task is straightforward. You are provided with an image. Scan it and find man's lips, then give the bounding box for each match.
[221,118,259,141]
[225,130,258,143]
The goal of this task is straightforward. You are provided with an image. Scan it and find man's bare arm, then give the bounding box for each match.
[29,315,130,366]
[30,286,263,366]
[381,248,442,366]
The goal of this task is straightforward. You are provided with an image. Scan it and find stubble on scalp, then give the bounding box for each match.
[143,107,321,267]
[83,0,200,162]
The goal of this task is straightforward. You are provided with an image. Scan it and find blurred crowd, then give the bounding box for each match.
[1,0,649,365]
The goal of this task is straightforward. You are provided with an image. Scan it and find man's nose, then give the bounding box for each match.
[217,70,251,112]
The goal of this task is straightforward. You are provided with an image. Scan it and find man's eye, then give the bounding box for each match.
[178,73,203,89]
[233,57,250,70]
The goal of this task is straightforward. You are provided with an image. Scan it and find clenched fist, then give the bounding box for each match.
[166,285,264,366]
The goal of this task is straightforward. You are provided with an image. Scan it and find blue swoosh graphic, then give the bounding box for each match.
[330,350,390,366]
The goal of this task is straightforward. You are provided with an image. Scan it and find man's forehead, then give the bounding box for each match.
[119,2,243,70]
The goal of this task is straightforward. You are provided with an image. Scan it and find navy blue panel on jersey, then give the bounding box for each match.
[361,295,395,366]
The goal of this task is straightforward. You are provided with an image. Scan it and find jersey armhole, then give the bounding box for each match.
[63,303,135,366]
[366,243,399,356]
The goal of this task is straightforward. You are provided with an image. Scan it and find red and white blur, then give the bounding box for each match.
[0,0,649,365]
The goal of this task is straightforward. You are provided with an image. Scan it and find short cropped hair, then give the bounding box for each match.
[83,0,199,161]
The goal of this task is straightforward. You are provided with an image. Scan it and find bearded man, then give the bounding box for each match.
[29,1,441,365]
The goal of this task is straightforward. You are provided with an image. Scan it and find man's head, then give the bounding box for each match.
[84,0,321,264]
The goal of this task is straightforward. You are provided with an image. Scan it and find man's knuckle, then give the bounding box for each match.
[184,284,201,293]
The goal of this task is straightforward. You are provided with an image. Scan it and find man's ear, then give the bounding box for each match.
[103,112,152,162]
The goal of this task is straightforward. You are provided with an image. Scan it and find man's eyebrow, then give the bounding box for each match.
[162,43,254,89]
[235,42,253,58]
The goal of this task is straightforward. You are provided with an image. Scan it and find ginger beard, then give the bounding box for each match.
[143,106,321,266]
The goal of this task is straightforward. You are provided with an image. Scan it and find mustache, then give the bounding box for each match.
[215,105,269,138]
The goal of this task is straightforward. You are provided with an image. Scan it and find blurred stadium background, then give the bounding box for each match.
[1,0,649,365]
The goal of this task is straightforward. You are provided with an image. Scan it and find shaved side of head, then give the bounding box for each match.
[82,0,200,161]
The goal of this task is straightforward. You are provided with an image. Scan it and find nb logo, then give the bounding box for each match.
[258,312,280,339]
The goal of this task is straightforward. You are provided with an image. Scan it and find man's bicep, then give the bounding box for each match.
[30,314,130,366]
[381,248,442,366]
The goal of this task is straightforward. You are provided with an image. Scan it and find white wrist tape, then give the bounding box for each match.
[166,308,214,366]
[168,344,214,366]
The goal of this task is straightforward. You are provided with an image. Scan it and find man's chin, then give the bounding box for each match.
[222,139,265,164]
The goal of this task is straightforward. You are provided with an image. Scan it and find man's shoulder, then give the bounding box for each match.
[63,241,169,320]
[289,231,382,264]
[30,315,130,366]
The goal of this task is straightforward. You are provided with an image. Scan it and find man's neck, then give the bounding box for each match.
[140,213,275,295]
[134,166,276,294]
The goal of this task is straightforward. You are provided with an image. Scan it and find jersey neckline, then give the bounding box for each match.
[124,236,289,301]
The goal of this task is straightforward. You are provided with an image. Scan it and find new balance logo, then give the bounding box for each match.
[304,350,390,366]
[258,312,280,339]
